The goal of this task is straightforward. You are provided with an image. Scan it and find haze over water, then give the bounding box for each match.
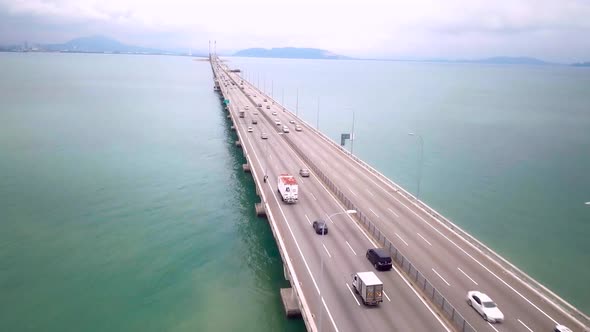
[0,52,588,331]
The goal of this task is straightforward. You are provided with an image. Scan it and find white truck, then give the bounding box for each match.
[352,272,383,306]
[277,174,298,203]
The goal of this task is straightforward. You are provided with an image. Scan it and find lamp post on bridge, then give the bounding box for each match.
[317,209,357,332]
[408,132,424,200]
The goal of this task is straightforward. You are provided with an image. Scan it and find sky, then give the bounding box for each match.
[1,0,589,62]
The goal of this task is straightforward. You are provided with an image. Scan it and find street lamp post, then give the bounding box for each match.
[408,132,424,200]
[318,209,356,331]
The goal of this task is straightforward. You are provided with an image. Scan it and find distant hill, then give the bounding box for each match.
[572,61,590,67]
[467,56,550,65]
[42,35,167,54]
[233,47,351,60]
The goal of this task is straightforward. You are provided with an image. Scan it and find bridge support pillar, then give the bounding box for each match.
[227,114,231,118]
[255,203,266,217]
[242,163,250,172]
[280,288,301,318]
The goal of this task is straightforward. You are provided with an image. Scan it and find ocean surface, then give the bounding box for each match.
[0,53,589,332]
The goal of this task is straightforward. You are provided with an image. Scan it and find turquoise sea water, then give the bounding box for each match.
[0,53,589,332]
[0,53,304,332]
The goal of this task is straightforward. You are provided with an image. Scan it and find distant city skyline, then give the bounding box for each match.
[1,0,589,62]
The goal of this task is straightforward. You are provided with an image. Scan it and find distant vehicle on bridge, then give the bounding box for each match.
[277,174,298,203]
[366,248,392,271]
[352,272,383,306]
[466,291,504,323]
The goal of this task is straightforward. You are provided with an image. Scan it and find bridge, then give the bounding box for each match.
[209,56,589,332]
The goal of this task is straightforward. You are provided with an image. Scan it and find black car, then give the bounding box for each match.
[313,219,328,235]
[366,248,392,271]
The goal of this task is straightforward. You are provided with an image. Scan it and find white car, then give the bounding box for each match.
[247,126,253,132]
[275,120,281,126]
[554,325,573,332]
[295,125,302,132]
[261,132,268,139]
[466,291,504,323]
[289,120,295,124]
[272,112,277,115]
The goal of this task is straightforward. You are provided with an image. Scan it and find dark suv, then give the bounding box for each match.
[366,248,392,271]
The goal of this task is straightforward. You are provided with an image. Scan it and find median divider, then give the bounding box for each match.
[278,117,476,332]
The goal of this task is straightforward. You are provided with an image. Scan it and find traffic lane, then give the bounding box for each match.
[259,132,368,332]
[245,112,364,332]
[233,97,326,331]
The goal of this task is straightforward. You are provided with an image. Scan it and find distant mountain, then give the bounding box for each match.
[467,56,550,65]
[233,47,351,60]
[42,35,167,54]
[571,61,590,67]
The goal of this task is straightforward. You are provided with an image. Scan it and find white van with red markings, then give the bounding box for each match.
[277,174,298,203]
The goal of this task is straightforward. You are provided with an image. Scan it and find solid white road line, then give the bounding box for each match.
[383,290,391,302]
[305,214,311,225]
[432,268,451,286]
[322,243,332,258]
[322,297,340,332]
[346,283,361,306]
[518,319,534,332]
[395,233,409,246]
[369,208,380,218]
[310,192,317,201]
[387,208,399,217]
[345,241,357,256]
[487,322,500,332]
[366,189,374,197]
[325,213,335,224]
[349,188,358,196]
[458,267,479,286]
[417,232,432,246]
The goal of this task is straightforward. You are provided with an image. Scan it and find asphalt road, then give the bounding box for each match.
[213,63,452,332]
[213,59,588,332]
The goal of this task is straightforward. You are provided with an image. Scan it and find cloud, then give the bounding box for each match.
[0,0,589,62]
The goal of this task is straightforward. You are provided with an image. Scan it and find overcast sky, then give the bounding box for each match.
[1,0,589,62]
